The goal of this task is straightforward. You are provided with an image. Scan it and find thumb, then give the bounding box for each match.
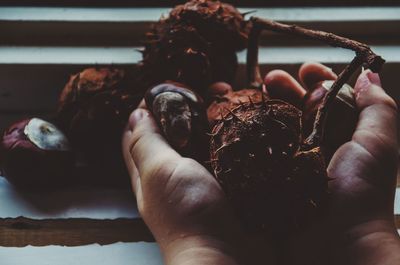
[352,69,398,169]
[122,108,181,184]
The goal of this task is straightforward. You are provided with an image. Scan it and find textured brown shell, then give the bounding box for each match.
[168,0,248,51]
[56,68,142,185]
[57,67,126,132]
[141,0,248,92]
[207,88,264,126]
[210,100,327,233]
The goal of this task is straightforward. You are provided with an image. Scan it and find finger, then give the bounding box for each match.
[298,62,337,91]
[122,98,147,195]
[352,70,398,165]
[125,108,181,183]
[264,69,306,108]
[122,125,141,193]
[208,82,233,97]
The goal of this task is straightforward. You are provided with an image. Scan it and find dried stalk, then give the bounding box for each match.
[305,56,363,147]
[249,17,385,72]
[246,25,263,89]
[246,16,385,147]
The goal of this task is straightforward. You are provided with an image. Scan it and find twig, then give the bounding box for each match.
[249,17,385,72]
[305,56,363,147]
[246,25,263,89]
[246,16,385,147]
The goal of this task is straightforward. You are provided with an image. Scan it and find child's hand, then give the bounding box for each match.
[265,63,400,265]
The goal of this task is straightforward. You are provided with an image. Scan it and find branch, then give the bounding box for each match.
[246,25,263,89]
[246,16,386,147]
[305,56,363,147]
[249,17,385,72]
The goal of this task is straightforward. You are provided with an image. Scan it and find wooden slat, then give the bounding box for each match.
[0,217,153,247]
[1,216,400,247]
[0,0,399,7]
[0,7,399,46]
[1,7,399,22]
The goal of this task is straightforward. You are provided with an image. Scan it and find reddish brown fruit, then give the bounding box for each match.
[207,85,264,126]
[1,118,74,189]
[141,0,248,93]
[57,67,126,131]
[209,100,327,233]
[56,68,142,184]
[168,0,248,51]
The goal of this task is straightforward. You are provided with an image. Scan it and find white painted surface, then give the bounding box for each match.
[0,47,141,65]
[0,7,170,22]
[395,187,400,215]
[0,177,139,219]
[0,46,398,65]
[0,7,398,22]
[0,176,399,219]
[0,242,163,265]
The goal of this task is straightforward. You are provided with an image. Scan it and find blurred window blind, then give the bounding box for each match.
[0,1,398,132]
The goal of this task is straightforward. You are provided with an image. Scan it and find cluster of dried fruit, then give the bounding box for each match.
[0,0,384,233]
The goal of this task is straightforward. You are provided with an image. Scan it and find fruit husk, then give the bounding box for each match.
[209,99,328,234]
[168,0,248,51]
[207,88,264,126]
[141,0,248,94]
[56,67,143,185]
[57,67,126,131]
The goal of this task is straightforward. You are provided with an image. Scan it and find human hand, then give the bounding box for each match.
[122,103,276,265]
[264,62,400,265]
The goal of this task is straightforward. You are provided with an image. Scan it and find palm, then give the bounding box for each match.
[267,63,399,265]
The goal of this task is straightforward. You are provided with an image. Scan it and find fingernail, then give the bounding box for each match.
[366,70,382,87]
[355,70,371,91]
[322,65,335,75]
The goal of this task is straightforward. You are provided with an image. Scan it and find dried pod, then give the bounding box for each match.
[168,0,248,51]
[302,80,358,159]
[56,67,142,184]
[1,118,74,189]
[206,13,384,235]
[210,100,327,233]
[67,89,141,184]
[145,82,209,160]
[57,67,126,131]
[207,82,264,126]
[141,0,248,93]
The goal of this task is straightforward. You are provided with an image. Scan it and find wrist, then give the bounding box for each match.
[160,234,241,265]
[330,219,400,265]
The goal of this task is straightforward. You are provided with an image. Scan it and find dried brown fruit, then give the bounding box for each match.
[1,118,74,189]
[209,99,327,232]
[57,67,126,131]
[56,68,142,184]
[207,82,264,126]
[206,13,384,234]
[140,0,248,94]
[168,0,248,51]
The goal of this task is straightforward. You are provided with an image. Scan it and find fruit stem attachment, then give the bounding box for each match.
[305,56,363,147]
[246,24,263,89]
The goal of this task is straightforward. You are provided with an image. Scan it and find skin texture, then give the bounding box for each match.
[122,62,400,265]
